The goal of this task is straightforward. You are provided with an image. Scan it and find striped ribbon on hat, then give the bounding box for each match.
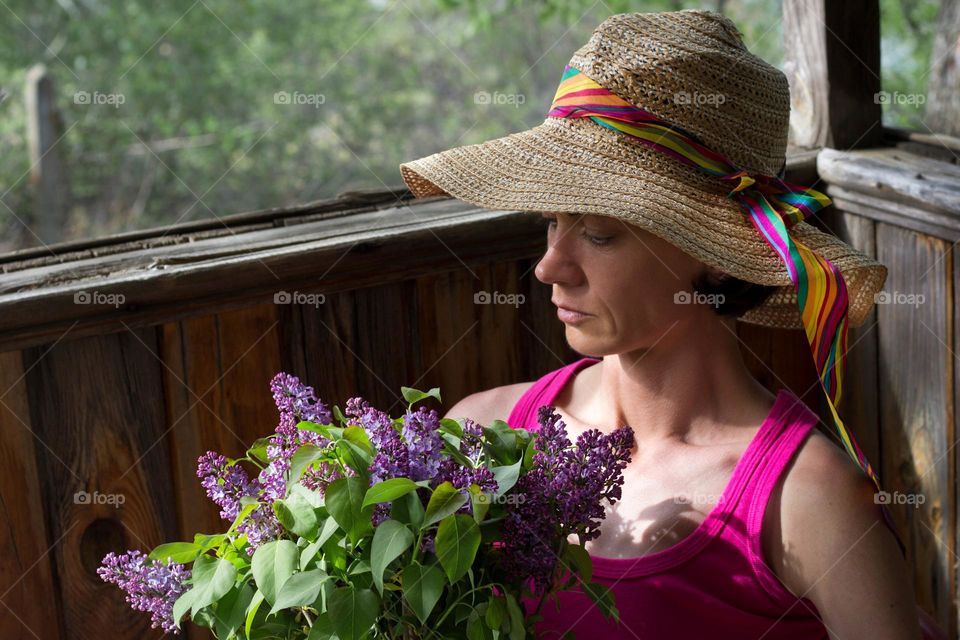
[546,64,881,491]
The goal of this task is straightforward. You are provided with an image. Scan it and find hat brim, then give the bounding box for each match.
[399,117,887,329]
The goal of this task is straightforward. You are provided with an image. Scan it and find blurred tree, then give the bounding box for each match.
[0,0,942,251]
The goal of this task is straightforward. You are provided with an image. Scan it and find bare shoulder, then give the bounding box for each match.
[764,427,902,593]
[442,381,535,425]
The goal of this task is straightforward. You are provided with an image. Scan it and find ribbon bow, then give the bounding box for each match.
[547,64,880,491]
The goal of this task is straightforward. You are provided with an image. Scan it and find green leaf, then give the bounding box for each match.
[244,590,264,639]
[485,594,506,630]
[362,477,418,509]
[336,440,372,474]
[342,425,373,453]
[327,586,380,640]
[582,582,619,622]
[401,386,442,406]
[483,423,519,465]
[422,481,468,529]
[439,418,464,437]
[489,460,521,497]
[189,554,237,616]
[325,476,374,544]
[435,515,481,584]
[402,562,445,624]
[369,519,414,593]
[288,444,326,488]
[307,613,338,639]
[171,588,196,630]
[274,491,319,538]
[391,490,424,529]
[227,501,259,534]
[247,436,273,464]
[289,481,325,508]
[563,543,593,584]
[193,533,227,552]
[315,515,341,547]
[213,582,254,639]
[297,419,334,435]
[469,485,491,523]
[467,609,495,640]
[270,568,328,613]
[504,592,526,640]
[149,541,201,564]
[251,539,299,606]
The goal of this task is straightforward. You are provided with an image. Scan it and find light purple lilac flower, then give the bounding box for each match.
[196,452,258,521]
[97,550,190,633]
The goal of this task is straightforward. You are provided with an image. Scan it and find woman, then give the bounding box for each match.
[399,9,941,639]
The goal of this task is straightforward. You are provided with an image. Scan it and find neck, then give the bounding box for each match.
[585,317,773,447]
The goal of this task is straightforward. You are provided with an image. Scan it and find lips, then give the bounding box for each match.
[552,300,591,315]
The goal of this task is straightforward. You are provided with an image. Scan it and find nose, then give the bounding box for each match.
[534,235,582,286]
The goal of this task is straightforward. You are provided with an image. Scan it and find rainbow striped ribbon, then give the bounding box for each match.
[547,64,881,491]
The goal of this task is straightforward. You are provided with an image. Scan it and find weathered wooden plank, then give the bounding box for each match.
[876,223,950,627]
[0,203,546,353]
[22,328,178,638]
[783,0,882,149]
[819,148,960,217]
[0,350,63,639]
[0,186,414,267]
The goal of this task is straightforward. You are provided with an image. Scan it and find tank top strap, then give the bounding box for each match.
[506,357,601,430]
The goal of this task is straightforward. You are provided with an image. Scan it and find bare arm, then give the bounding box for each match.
[778,440,922,639]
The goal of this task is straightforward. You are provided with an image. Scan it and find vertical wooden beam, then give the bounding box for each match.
[876,223,951,634]
[783,0,883,149]
[24,63,71,245]
[0,350,63,639]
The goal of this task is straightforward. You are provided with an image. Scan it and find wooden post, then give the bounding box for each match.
[783,0,883,149]
[25,63,71,245]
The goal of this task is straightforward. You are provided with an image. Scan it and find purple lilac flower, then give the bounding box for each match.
[345,396,394,448]
[258,373,337,504]
[402,407,444,481]
[496,405,633,595]
[459,418,484,460]
[98,551,191,633]
[196,452,258,521]
[271,372,333,427]
[369,419,410,484]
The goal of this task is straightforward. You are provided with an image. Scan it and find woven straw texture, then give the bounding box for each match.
[399,9,887,329]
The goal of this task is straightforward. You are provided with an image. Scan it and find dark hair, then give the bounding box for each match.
[691,269,778,319]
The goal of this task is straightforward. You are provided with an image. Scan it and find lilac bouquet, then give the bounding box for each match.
[99,373,633,638]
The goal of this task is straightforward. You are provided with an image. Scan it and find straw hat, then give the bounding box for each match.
[398,9,887,330]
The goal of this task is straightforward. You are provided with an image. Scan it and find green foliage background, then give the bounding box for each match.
[0,0,940,249]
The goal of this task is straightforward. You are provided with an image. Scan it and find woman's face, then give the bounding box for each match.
[534,211,718,354]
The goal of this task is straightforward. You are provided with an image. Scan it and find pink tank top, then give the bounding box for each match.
[507,356,909,639]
